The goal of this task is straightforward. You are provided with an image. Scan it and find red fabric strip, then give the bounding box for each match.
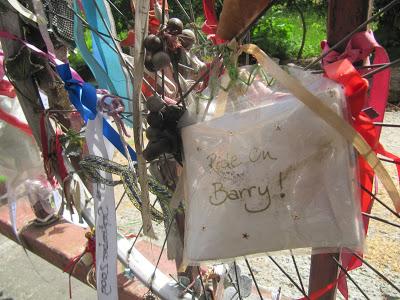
[201,0,225,44]
[324,53,398,299]
[0,80,17,98]
[0,107,32,136]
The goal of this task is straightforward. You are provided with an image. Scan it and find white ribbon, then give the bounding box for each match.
[86,114,118,300]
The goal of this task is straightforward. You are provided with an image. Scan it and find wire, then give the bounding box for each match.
[304,0,400,70]
[244,258,264,299]
[331,256,370,300]
[362,212,400,229]
[290,249,306,295]
[352,252,400,294]
[268,255,310,299]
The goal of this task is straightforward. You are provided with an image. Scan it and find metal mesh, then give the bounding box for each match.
[44,0,75,47]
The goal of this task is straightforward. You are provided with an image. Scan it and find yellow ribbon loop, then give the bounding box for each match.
[241,43,400,212]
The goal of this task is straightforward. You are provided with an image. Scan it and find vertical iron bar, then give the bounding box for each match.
[234,261,243,300]
[245,258,264,299]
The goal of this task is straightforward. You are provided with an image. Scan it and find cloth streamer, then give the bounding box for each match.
[321,31,393,299]
[0,31,83,81]
[324,60,398,299]
[56,64,125,300]
[80,0,133,108]
[56,63,137,161]
[321,30,390,137]
[0,107,32,136]
[201,0,225,44]
[72,0,117,95]
[86,112,118,300]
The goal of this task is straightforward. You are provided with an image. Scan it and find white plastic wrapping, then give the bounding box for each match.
[0,95,43,188]
[181,66,364,262]
[25,178,56,222]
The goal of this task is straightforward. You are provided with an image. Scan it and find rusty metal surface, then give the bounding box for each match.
[0,200,176,299]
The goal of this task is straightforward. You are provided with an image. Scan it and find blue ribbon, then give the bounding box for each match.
[81,0,133,103]
[57,63,137,161]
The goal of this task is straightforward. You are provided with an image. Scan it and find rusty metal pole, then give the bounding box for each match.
[327,0,373,52]
[308,1,373,299]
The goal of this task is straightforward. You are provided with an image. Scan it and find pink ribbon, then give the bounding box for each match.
[321,30,390,137]
[0,50,4,80]
[321,30,391,299]
[0,31,83,82]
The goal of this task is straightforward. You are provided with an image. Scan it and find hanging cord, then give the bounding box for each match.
[63,230,96,298]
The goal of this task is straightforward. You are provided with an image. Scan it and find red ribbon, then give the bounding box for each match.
[39,114,69,187]
[321,32,398,299]
[298,273,346,300]
[321,30,390,137]
[121,0,169,47]
[0,80,16,98]
[63,231,96,299]
[201,0,225,44]
[0,106,32,136]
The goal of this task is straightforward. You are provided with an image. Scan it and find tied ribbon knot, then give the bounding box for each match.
[63,230,96,299]
[56,63,137,161]
[321,30,390,136]
[39,113,68,187]
[318,31,397,300]
[98,94,131,137]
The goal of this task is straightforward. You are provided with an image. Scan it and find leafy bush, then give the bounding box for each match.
[374,0,400,59]
[252,9,296,60]
[251,5,326,60]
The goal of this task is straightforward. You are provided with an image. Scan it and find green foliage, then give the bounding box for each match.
[68,0,328,69]
[374,0,400,59]
[168,0,222,24]
[251,5,326,60]
[68,27,92,70]
[60,129,85,157]
[67,24,128,70]
[110,0,133,32]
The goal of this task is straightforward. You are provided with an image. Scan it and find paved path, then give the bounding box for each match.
[0,234,96,300]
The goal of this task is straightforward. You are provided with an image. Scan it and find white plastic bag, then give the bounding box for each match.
[182,67,364,262]
[0,95,43,188]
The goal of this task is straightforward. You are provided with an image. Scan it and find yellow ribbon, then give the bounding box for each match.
[241,43,400,212]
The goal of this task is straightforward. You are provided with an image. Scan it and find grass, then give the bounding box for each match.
[252,6,327,60]
[68,5,327,71]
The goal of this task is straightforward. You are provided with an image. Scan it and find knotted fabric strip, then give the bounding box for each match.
[321,30,390,137]
[56,63,137,161]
